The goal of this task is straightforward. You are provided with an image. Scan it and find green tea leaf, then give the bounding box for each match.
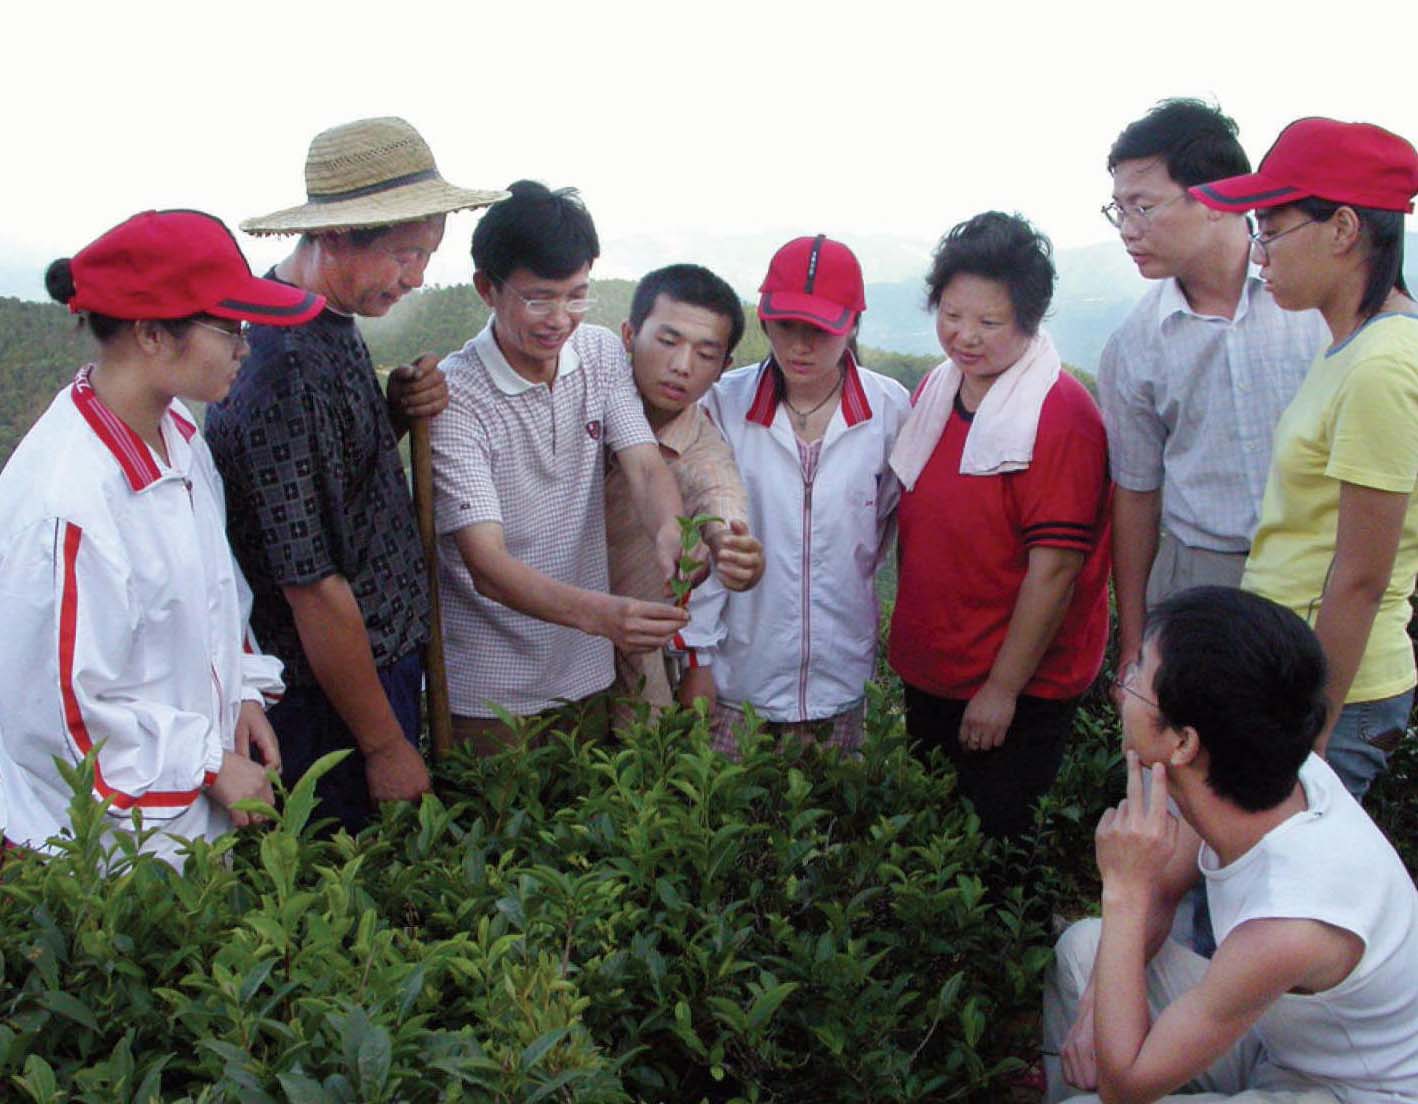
[747,981,799,1030]
[37,989,99,1033]
[520,1026,570,1072]
[276,1071,326,1104]
[356,1025,392,1096]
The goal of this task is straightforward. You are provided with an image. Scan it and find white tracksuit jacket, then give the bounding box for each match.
[696,356,910,721]
[0,370,283,866]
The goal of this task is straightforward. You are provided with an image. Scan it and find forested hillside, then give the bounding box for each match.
[0,297,92,462]
[0,283,940,467]
[361,279,941,390]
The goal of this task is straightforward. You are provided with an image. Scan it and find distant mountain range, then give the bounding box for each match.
[863,236,1418,372]
[4,228,1415,380]
[557,229,1418,373]
[856,241,1150,372]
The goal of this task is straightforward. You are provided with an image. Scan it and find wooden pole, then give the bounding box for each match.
[410,419,453,759]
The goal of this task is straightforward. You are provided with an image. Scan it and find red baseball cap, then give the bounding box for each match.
[758,234,866,336]
[68,210,325,324]
[1190,117,1418,214]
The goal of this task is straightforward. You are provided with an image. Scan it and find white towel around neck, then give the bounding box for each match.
[889,329,1062,491]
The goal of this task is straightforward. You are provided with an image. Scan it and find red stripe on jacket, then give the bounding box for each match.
[58,522,209,811]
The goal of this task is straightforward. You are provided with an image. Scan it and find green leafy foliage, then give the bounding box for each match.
[4,653,1416,1100]
[0,699,1092,1102]
[0,297,93,464]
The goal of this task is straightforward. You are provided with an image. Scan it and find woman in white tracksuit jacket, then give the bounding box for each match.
[693,235,909,756]
[0,210,323,867]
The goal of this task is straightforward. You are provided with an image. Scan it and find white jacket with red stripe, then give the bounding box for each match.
[697,357,910,721]
[0,370,283,866]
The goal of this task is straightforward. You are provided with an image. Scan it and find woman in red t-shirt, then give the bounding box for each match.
[887,212,1112,837]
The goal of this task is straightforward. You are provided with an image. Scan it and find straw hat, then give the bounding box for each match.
[241,116,509,236]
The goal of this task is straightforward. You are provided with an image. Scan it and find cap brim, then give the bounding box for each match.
[241,177,510,237]
[208,274,326,326]
[758,291,859,336]
[1190,173,1308,213]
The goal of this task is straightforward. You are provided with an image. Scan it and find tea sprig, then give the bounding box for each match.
[669,513,722,607]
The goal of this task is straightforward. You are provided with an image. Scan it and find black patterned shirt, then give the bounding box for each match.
[205,297,429,687]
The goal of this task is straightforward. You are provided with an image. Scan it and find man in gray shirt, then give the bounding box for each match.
[1098,99,1328,683]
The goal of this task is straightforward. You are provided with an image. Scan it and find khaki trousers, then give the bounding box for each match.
[1145,530,1248,608]
[1043,918,1341,1104]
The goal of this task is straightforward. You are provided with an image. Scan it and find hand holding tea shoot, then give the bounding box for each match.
[669,514,721,607]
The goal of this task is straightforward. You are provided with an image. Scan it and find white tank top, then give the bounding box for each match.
[1201,755,1418,1103]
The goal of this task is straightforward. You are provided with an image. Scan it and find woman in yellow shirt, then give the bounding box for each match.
[1192,117,1418,800]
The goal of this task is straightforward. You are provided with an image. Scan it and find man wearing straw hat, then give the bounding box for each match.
[206,117,506,833]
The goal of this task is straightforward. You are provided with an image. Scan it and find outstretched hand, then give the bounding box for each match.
[601,595,689,654]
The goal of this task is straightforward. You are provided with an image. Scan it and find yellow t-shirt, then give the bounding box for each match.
[1243,312,1418,703]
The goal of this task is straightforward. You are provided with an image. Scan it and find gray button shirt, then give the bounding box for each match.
[1098,273,1329,552]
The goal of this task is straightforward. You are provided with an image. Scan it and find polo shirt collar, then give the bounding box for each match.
[474,319,583,396]
[1155,268,1265,329]
[654,402,701,456]
[744,350,875,428]
[70,366,196,493]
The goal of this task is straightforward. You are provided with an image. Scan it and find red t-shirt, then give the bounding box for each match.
[888,372,1112,700]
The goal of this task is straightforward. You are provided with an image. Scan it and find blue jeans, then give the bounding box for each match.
[269,649,424,835]
[1326,688,1413,802]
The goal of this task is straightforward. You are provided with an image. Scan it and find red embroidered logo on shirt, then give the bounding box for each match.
[586,420,603,441]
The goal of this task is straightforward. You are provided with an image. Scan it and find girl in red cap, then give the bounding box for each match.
[1192,118,1418,801]
[0,210,325,867]
[694,235,911,757]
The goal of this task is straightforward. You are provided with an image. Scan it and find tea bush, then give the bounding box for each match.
[0,691,1101,1103]
[9,681,1409,1103]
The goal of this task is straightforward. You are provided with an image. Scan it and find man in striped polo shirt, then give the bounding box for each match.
[430,182,691,752]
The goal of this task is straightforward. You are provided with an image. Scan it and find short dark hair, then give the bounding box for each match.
[1107,98,1251,188]
[924,211,1055,335]
[299,227,385,249]
[628,264,746,356]
[1144,587,1327,813]
[1289,198,1409,318]
[44,258,193,342]
[348,225,395,249]
[471,179,600,284]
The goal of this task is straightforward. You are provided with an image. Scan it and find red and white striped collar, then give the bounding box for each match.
[70,366,194,492]
[744,351,875,428]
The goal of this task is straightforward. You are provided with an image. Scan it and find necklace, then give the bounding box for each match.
[783,374,843,431]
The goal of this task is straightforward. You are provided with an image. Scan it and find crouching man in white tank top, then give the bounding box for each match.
[1044,585,1418,1104]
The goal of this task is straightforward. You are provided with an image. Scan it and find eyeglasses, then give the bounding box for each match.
[1248,219,1316,263]
[498,281,597,317]
[1113,661,1159,709]
[1101,191,1188,230]
[191,319,250,352]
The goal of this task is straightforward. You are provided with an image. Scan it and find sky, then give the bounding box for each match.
[5,0,1416,296]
